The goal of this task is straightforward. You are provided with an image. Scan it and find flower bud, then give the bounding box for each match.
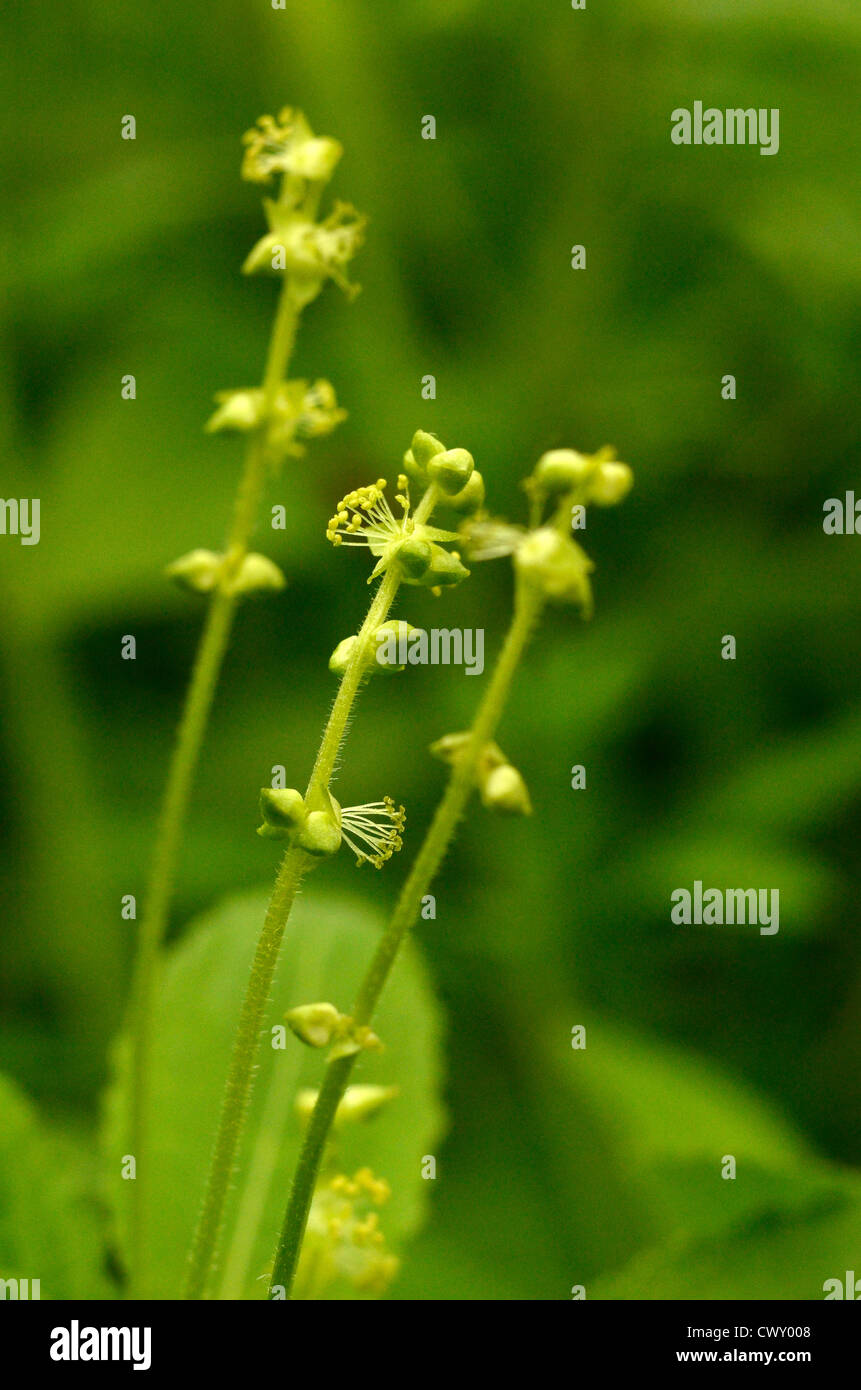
[257,822,288,841]
[410,430,446,469]
[205,389,263,434]
[165,549,223,594]
[481,763,532,816]
[421,544,470,588]
[396,537,433,579]
[374,620,417,673]
[427,447,475,496]
[401,447,427,485]
[445,469,485,513]
[329,1025,383,1060]
[329,635,358,675]
[228,552,286,597]
[289,136,343,182]
[285,1002,344,1048]
[532,449,598,496]
[296,1083,398,1126]
[334,1085,399,1126]
[588,461,633,506]
[296,810,342,858]
[514,528,593,612]
[259,786,306,831]
[429,731,472,763]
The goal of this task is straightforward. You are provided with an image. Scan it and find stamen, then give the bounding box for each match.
[326,481,405,549]
[340,796,406,869]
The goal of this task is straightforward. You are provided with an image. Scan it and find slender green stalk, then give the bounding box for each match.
[128,277,300,1295]
[183,487,441,1299]
[268,578,545,1297]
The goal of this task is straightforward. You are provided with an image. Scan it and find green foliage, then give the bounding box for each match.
[592,1192,861,1300]
[103,890,444,1299]
[0,1072,114,1299]
[397,1021,858,1299]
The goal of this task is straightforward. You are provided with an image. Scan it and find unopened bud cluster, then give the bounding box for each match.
[403,431,486,513]
[166,549,285,598]
[285,1002,382,1059]
[431,733,532,816]
[295,1084,398,1128]
[529,446,633,507]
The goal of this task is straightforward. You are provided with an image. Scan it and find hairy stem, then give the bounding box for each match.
[183,487,440,1298]
[268,579,545,1297]
[128,275,300,1295]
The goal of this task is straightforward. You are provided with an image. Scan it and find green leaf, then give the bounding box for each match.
[701,709,861,837]
[564,1023,857,1294]
[103,889,445,1299]
[572,1022,811,1174]
[0,1071,114,1299]
[591,1183,861,1300]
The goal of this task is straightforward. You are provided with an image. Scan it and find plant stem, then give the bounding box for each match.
[268,579,545,1297]
[182,490,440,1298]
[128,275,300,1295]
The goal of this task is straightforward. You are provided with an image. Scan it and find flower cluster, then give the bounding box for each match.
[243,199,366,305]
[285,1002,382,1060]
[205,379,346,464]
[257,786,405,869]
[172,110,361,613]
[243,109,366,308]
[165,548,285,599]
[457,444,633,616]
[326,442,475,592]
[431,733,532,815]
[291,1167,399,1299]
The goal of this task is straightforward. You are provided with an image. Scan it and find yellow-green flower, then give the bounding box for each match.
[241,108,343,190]
[326,476,467,588]
[205,379,345,458]
[243,199,366,305]
[291,1167,399,1299]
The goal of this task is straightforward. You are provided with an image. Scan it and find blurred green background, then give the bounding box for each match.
[2,0,860,1299]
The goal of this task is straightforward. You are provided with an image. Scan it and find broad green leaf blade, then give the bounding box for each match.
[103,889,445,1299]
[572,1022,811,1173]
[0,1071,114,1299]
[569,1023,851,1246]
[524,1019,855,1295]
[591,1184,861,1300]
